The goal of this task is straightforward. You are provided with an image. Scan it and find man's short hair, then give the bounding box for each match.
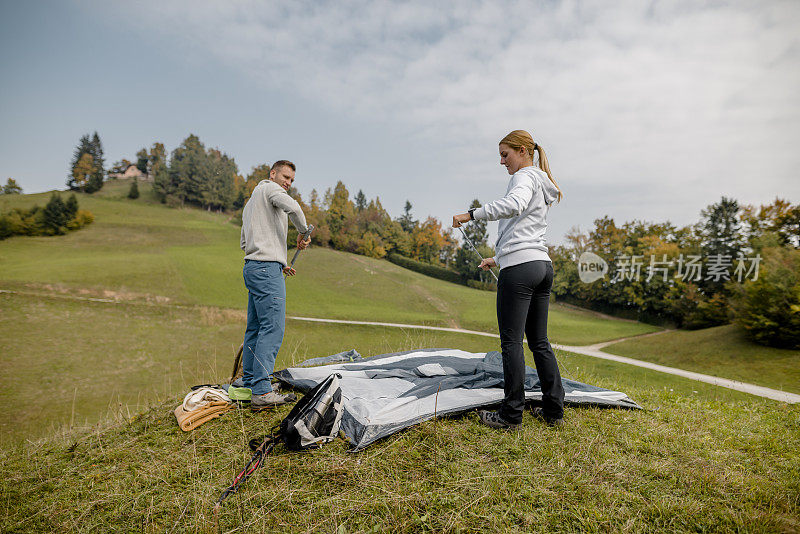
[271,160,296,174]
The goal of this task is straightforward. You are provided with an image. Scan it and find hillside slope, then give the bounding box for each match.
[0,187,657,343]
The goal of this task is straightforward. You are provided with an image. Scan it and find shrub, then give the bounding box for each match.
[128,181,139,199]
[358,231,387,259]
[467,279,497,292]
[67,209,95,230]
[386,253,462,285]
[731,247,800,348]
[0,200,92,240]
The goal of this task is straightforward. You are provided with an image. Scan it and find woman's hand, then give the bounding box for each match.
[452,213,471,228]
[478,257,496,271]
[297,234,311,250]
[283,266,297,276]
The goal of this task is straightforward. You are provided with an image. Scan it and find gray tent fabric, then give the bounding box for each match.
[275,348,641,451]
[298,349,362,367]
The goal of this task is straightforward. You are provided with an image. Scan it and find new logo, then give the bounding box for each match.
[578,252,608,283]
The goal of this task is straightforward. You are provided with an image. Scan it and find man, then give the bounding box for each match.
[240,160,311,410]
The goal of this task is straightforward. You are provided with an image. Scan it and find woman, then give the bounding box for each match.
[452,130,565,429]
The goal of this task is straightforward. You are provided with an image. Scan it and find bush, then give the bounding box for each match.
[128,181,139,199]
[731,247,800,348]
[386,253,462,285]
[467,279,497,292]
[0,199,92,240]
[66,209,95,230]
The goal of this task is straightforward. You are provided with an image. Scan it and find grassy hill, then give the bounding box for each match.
[604,324,800,394]
[1,345,797,532]
[0,184,658,343]
[1,185,798,531]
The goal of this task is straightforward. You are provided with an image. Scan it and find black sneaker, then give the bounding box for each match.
[530,406,564,427]
[478,410,520,430]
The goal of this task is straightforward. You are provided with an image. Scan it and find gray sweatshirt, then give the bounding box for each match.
[240,180,308,267]
[473,166,560,270]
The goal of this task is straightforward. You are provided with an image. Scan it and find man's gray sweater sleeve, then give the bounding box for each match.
[268,189,309,234]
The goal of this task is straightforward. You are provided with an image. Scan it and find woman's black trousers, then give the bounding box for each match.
[496,260,565,423]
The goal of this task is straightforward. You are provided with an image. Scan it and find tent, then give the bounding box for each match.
[275,348,641,451]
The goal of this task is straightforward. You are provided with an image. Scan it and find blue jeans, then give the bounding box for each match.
[242,260,286,395]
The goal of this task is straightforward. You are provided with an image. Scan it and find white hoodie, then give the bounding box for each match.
[472,166,559,270]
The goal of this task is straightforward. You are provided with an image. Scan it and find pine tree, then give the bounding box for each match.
[42,194,68,235]
[65,194,78,220]
[355,190,367,211]
[128,180,140,199]
[698,196,742,259]
[461,199,488,246]
[454,199,490,282]
[67,134,93,190]
[169,134,206,205]
[86,132,105,193]
[200,149,237,210]
[149,142,170,201]
[399,200,416,232]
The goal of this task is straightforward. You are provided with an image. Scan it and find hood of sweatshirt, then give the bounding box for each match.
[530,167,559,206]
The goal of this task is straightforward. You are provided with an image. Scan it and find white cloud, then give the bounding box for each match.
[92,0,800,240]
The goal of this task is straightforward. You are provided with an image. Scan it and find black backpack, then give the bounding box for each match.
[279,373,343,451]
[216,373,345,507]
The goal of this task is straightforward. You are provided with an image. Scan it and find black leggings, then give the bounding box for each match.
[497,260,565,423]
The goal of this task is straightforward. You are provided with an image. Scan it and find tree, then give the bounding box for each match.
[168,134,207,206]
[412,217,447,263]
[136,148,149,174]
[42,194,68,235]
[326,181,355,236]
[71,153,96,191]
[200,149,237,211]
[698,197,742,260]
[741,198,800,249]
[461,199,488,246]
[245,164,271,199]
[149,142,170,201]
[399,200,416,232]
[68,134,92,190]
[731,246,800,348]
[355,190,367,212]
[65,194,78,220]
[128,180,140,199]
[87,132,105,193]
[67,132,105,193]
[2,178,22,194]
[453,199,490,281]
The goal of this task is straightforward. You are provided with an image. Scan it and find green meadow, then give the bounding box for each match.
[604,324,800,394]
[1,184,798,532]
[0,182,658,341]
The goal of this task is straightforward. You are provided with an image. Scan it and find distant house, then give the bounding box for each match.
[109,165,151,182]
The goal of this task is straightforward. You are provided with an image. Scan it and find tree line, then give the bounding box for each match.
[67,132,797,347]
[100,133,494,287]
[549,197,800,348]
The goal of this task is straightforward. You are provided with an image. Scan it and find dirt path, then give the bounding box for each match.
[3,288,798,403]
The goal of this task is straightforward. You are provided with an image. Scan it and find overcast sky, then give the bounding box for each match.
[1,0,798,244]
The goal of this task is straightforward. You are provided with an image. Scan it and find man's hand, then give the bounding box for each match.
[283,266,297,276]
[478,257,496,271]
[297,234,311,250]
[452,213,471,228]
